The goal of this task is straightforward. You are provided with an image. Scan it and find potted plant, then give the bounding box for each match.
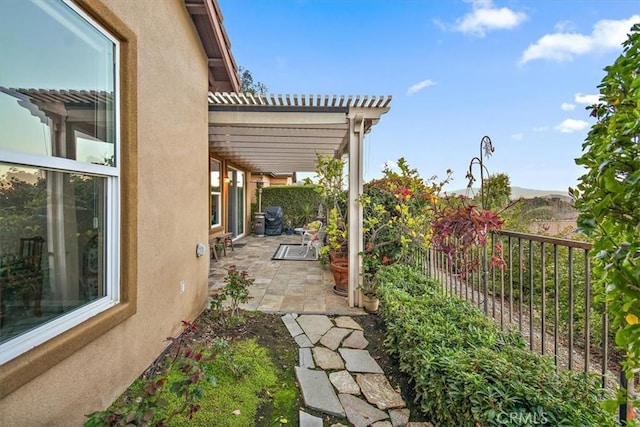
[359,255,381,313]
[314,153,349,295]
[283,218,294,235]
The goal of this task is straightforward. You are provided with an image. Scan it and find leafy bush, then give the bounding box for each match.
[377,265,616,426]
[257,185,322,228]
[573,23,640,412]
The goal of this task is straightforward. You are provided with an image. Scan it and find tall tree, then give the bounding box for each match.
[238,66,267,95]
[481,172,511,212]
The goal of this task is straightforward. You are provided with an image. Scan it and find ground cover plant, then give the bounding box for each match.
[376,264,617,426]
[85,266,300,427]
[84,311,300,427]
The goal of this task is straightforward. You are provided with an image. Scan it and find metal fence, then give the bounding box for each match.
[410,230,619,388]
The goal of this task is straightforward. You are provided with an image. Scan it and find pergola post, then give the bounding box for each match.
[347,113,365,307]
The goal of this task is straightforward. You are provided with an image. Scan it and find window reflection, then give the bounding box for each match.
[0,164,106,343]
[0,0,116,166]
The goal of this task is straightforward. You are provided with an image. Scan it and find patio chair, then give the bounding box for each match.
[300,220,322,249]
[303,224,326,259]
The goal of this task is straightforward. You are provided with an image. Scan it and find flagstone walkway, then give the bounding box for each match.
[282,313,433,427]
[209,236,433,426]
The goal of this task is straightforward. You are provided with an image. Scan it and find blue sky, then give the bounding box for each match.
[218,0,639,192]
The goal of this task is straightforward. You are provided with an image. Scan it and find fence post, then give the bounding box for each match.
[619,371,635,423]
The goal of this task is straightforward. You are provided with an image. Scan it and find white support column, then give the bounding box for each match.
[347,113,365,307]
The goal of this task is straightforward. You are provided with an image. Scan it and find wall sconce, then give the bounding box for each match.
[223,176,231,184]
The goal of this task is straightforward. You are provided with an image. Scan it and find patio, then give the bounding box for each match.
[208,234,365,315]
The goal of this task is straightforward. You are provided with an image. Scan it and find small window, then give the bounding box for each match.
[210,158,221,228]
[0,0,119,363]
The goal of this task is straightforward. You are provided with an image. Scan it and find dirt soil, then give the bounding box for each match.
[179,309,427,425]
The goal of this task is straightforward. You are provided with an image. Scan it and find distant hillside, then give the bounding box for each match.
[445,186,572,201]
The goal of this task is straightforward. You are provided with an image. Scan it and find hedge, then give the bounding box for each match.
[376,265,616,426]
[253,185,323,228]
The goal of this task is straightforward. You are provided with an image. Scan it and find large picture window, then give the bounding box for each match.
[0,0,119,363]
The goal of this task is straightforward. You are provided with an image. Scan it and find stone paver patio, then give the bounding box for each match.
[208,234,364,315]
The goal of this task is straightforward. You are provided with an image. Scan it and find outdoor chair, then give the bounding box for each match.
[300,220,322,248]
[303,224,326,259]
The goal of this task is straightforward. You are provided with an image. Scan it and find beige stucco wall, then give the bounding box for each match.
[0,1,211,425]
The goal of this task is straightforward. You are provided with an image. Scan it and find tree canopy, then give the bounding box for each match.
[238,66,267,95]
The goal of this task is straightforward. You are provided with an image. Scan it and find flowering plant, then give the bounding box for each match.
[359,158,451,296]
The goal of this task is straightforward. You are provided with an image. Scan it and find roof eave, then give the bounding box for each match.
[185,0,240,93]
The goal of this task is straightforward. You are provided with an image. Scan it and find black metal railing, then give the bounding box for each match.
[409,230,619,389]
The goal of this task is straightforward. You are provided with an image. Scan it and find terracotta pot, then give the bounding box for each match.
[329,251,348,265]
[330,261,348,296]
[362,294,379,313]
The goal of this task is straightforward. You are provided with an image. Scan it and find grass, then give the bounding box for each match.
[157,339,277,426]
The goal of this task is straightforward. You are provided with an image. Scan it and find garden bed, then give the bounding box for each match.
[85,308,422,426]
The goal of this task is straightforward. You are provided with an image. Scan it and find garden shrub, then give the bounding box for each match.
[257,185,322,228]
[377,265,616,426]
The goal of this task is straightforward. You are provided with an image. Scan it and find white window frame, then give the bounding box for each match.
[0,0,120,365]
[210,158,222,228]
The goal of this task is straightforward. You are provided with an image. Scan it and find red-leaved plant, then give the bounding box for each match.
[85,320,219,427]
[430,195,505,275]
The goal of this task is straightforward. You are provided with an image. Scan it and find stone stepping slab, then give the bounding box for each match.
[320,327,352,350]
[339,393,389,427]
[329,370,361,395]
[295,334,313,348]
[356,373,406,410]
[281,313,304,337]
[338,348,384,373]
[342,330,369,349]
[297,314,334,343]
[299,348,315,369]
[295,367,345,417]
[334,316,363,330]
[299,410,323,427]
[312,346,345,370]
[389,408,410,427]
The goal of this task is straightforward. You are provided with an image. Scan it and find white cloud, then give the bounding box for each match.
[555,119,589,133]
[533,126,549,132]
[574,93,600,104]
[520,15,640,64]
[511,133,524,140]
[561,102,575,111]
[450,0,527,37]
[406,79,437,95]
[554,20,575,32]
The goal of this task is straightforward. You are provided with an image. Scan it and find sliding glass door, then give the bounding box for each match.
[226,167,245,238]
